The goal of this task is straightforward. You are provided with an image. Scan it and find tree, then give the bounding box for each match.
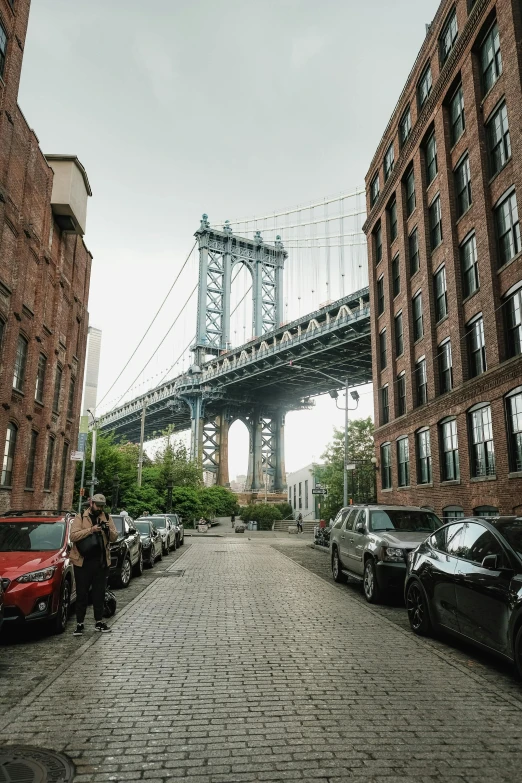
[199,486,239,517]
[154,436,202,491]
[123,484,164,519]
[274,502,293,520]
[171,487,202,526]
[74,432,139,505]
[319,417,375,520]
[239,504,282,530]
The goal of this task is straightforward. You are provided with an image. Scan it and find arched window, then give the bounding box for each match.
[468,402,495,477]
[439,417,460,482]
[443,505,464,523]
[473,505,499,518]
[1,422,18,486]
[505,386,522,473]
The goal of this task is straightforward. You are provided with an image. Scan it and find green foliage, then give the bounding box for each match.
[154,437,202,490]
[171,487,202,526]
[319,417,375,520]
[273,502,293,520]
[123,484,164,519]
[74,432,140,503]
[239,503,283,530]
[199,486,239,517]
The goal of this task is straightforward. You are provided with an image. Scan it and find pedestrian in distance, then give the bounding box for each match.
[297,513,303,534]
[70,493,118,636]
[231,513,236,528]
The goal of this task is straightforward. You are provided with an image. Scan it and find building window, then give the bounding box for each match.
[412,291,424,341]
[495,190,521,267]
[409,228,420,276]
[397,437,410,487]
[381,443,392,489]
[434,265,448,321]
[374,222,382,264]
[44,436,55,490]
[426,131,438,184]
[380,385,389,425]
[405,168,416,216]
[454,155,472,218]
[0,21,7,79]
[293,484,296,509]
[53,365,63,413]
[480,21,502,94]
[67,376,76,419]
[487,101,510,177]
[506,388,522,472]
[399,106,412,147]
[429,195,442,250]
[26,430,38,489]
[443,506,464,522]
[389,199,398,242]
[304,479,308,509]
[440,9,458,64]
[298,482,302,510]
[505,283,522,358]
[392,255,400,297]
[379,329,387,370]
[439,339,453,394]
[13,335,28,391]
[35,353,47,404]
[418,63,432,108]
[473,505,499,517]
[450,84,465,145]
[440,418,460,481]
[370,174,380,207]
[469,404,496,477]
[1,423,17,486]
[460,233,479,298]
[394,311,403,357]
[377,275,384,316]
[384,143,394,182]
[415,357,428,406]
[397,372,406,416]
[417,428,432,484]
[0,319,4,351]
[466,315,486,377]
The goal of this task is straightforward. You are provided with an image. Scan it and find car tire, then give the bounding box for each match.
[171,535,177,552]
[162,540,169,556]
[332,547,347,583]
[117,556,132,589]
[405,580,432,636]
[133,551,144,577]
[514,625,522,679]
[179,533,184,546]
[52,578,71,634]
[363,558,383,604]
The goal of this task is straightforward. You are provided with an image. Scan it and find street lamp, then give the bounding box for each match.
[289,365,360,507]
[87,408,97,502]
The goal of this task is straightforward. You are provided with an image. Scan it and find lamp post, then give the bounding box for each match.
[289,365,359,507]
[87,409,97,501]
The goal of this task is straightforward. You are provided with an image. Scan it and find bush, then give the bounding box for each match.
[239,503,282,530]
[274,502,293,520]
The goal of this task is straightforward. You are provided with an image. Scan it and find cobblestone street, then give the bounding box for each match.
[1,537,522,782]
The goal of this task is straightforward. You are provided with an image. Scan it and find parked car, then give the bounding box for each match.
[405,516,522,677]
[134,519,163,567]
[109,515,143,588]
[0,510,76,633]
[151,514,177,554]
[0,574,4,634]
[330,505,441,603]
[172,513,184,546]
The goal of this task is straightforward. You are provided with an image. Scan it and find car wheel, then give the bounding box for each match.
[52,579,71,634]
[332,547,347,583]
[171,535,177,552]
[162,539,169,556]
[118,556,132,588]
[514,626,522,679]
[133,551,144,577]
[179,533,184,546]
[363,558,383,604]
[406,581,432,636]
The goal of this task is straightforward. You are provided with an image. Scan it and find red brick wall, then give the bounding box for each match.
[364,0,522,518]
[0,0,92,511]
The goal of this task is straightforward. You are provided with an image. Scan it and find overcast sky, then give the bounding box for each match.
[18,0,438,480]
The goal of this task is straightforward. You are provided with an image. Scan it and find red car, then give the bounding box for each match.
[0,510,76,634]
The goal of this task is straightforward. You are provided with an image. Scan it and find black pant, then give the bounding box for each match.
[74,558,108,623]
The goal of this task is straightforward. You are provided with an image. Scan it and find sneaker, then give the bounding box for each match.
[73,623,84,636]
[94,622,111,633]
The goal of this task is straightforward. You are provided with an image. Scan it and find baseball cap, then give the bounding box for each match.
[92,493,106,505]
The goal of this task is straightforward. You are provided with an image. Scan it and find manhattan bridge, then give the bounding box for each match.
[97,189,372,492]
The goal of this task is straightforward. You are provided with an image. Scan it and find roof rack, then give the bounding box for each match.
[0,509,76,518]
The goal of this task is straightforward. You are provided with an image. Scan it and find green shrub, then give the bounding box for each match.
[274,502,293,520]
[239,503,282,530]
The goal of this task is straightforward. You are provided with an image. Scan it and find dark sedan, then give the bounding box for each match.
[405,516,522,677]
[134,519,163,568]
[109,515,143,588]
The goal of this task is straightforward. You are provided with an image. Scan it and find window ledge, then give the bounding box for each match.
[480,76,502,107]
[12,388,24,397]
[488,157,512,185]
[35,399,44,407]
[508,471,522,479]
[497,250,522,275]
[463,288,480,304]
[24,488,35,493]
[470,474,497,482]
[417,482,434,488]
[381,487,393,493]
[436,314,449,327]
[397,485,411,490]
[43,489,51,494]
[431,241,443,254]
[410,267,420,281]
[441,479,461,486]
[456,204,473,225]
[0,485,12,491]
[449,129,466,154]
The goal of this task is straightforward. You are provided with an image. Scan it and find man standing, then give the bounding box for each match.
[297,513,303,534]
[70,493,118,635]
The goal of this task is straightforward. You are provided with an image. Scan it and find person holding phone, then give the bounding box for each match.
[70,493,118,635]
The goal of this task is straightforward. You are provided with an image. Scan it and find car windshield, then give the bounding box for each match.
[0,522,66,551]
[111,516,124,533]
[135,522,152,535]
[152,519,166,529]
[496,519,522,560]
[370,510,440,533]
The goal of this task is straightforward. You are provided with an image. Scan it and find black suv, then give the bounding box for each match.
[109,515,143,588]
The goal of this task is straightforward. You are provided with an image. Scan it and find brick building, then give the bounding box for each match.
[363,0,522,520]
[0,0,92,511]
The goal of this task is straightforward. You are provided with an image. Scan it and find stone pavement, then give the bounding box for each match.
[1,538,522,782]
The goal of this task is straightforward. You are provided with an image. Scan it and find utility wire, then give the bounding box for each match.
[97,241,197,408]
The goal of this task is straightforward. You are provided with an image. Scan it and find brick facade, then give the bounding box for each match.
[363,0,522,519]
[0,0,92,511]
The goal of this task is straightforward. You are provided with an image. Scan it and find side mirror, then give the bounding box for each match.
[481,554,498,569]
[355,522,366,534]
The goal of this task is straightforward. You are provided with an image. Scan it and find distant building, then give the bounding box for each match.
[286,464,325,520]
[230,474,247,492]
[82,327,102,415]
[0,1,92,511]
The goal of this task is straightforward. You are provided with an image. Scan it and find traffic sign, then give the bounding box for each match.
[70,451,84,461]
[78,432,88,452]
[346,463,356,471]
[312,488,328,495]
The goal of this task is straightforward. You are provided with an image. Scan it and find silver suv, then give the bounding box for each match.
[330,505,441,603]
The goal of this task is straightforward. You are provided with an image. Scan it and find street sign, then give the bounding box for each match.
[70,451,84,461]
[346,463,356,471]
[78,432,88,452]
[79,415,89,434]
[312,488,328,495]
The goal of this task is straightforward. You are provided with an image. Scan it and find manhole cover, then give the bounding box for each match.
[0,747,74,782]
[156,570,185,577]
